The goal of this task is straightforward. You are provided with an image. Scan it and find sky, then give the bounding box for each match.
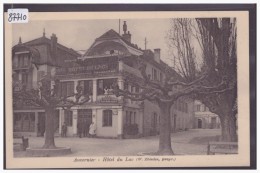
[12,19,173,65]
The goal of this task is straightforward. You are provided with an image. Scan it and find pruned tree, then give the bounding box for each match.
[195,18,238,141]
[167,18,238,142]
[13,76,90,149]
[113,56,230,155]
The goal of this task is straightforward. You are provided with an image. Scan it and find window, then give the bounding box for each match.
[131,86,135,93]
[135,85,139,93]
[126,111,129,124]
[174,101,177,109]
[196,105,201,111]
[129,111,133,124]
[64,110,73,126]
[37,71,45,81]
[13,112,35,132]
[160,72,163,82]
[203,105,207,112]
[152,68,158,81]
[151,112,158,128]
[124,82,129,91]
[13,56,18,68]
[60,81,74,97]
[79,80,93,95]
[178,101,182,111]
[133,112,136,124]
[13,73,19,81]
[184,103,188,113]
[24,56,29,66]
[21,73,28,84]
[17,54,30,68]
[97,78,117,95]
[126,111,137,125]
[103,110,112,126]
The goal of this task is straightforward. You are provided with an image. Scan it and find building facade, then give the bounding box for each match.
[193,100,221,129]
[12,32,80,137]
[12,22,195,138]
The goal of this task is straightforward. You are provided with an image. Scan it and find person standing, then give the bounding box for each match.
[61,122,67,137]
[77,122,82,138]
[82,120,87,137]
[89,122,96,138]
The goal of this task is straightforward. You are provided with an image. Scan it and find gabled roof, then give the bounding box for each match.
[84,29,143,57]
[96,29,143,51]
[23,36,80,57]
[96,29,121,40]
[13,35,81,67]
[12,44,41,64]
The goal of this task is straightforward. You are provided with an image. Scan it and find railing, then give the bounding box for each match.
[56,62,119,76]
[96,94,122,104]
[120,63,142,78]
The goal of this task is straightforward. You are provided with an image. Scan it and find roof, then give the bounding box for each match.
[23,36,80,57]
[95,29,143,51]
[96,29,121,40]
[12,44,41,64]
[13,35,81,67]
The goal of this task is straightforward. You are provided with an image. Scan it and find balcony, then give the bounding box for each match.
[56,62,119,76]
[96,94,123,104]
[13,64,31,71]
[119,62,142,78]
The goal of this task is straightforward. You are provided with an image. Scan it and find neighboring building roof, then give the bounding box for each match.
[23,36,80,57]
[12,44,41,64]
[12,35,81,67]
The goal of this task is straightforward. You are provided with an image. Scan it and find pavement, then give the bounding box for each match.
[14,129,221,157]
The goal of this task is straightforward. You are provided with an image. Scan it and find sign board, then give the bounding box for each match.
[56,62,118,75]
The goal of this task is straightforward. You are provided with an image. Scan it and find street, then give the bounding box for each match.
[14,129,221,157]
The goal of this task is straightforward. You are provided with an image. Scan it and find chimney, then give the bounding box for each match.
[18,37,22,44]
[154,49,161,63]
[43,28,46,37]
[51,33,57,59]
[122,21,132,43]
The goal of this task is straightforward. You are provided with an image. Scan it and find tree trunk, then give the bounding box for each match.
[219,113,237,142]
[156,102,174,155]
[42,107,56,149]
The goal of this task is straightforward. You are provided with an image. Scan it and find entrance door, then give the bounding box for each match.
[198,119,202,129]
[173,114,177,132]
[77,109,92,135]
[38,112,45,136]
[211,117,217,129]
[151,112,158,135]
[54,110,60,134]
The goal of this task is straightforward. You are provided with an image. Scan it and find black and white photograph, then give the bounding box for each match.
[4,5,255,169]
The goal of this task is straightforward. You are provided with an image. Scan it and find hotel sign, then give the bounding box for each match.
[56,62,118,75]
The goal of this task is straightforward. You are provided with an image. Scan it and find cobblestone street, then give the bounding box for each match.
[14,129,221,157]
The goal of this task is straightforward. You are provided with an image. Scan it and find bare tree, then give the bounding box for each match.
[113,56,230,155]
[167,18,199,81]
[196,18,237,142]
[13,77,90,149]
[167,18,237,142]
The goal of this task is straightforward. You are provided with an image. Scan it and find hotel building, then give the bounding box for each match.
[12,22,195,138]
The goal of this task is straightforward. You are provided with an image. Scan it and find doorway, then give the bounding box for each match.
[198,119,202,129]
[173,114,177,132]
[211,117,217,129]
[54,110,59,134]
[151,112,158,135]
[38,112,45,136]
[77,109,92,136]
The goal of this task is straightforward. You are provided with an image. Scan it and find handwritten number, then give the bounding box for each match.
[8,12,27,22]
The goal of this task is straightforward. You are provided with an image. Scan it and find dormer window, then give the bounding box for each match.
[13,51,30,69]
